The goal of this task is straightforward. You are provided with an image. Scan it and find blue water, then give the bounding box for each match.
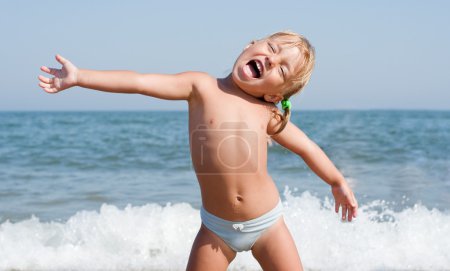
[1,110,448,222]
[1,111,449,270]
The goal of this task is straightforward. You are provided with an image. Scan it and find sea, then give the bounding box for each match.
[0,110,449,271]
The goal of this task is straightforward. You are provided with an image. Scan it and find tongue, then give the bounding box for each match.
[245,62,258,78]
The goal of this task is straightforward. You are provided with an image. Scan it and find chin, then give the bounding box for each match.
[231,68,246,88]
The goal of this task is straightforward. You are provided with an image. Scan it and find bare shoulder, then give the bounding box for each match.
[185,71,215,93]
[187,72,222,104]
[184,71,215,87]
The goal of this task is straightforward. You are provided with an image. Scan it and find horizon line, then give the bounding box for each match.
[1,108,449,113]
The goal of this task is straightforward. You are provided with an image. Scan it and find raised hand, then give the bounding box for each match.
[332,181,358,222]
[39,54,78,93]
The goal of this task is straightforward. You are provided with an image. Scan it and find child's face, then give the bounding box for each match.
[231,37,303,102]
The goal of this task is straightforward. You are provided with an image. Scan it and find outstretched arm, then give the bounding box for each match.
[271,120,358,221]
[39,54,201,100]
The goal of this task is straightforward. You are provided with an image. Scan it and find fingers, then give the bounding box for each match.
[348,206,354,222]
[38,82,58,93]
[342,205,348,221]
[40,66,51,73]
[55,54,68,65]
[349,193,358,218]
[40,66,59,76]
[39,55,68,93]
[336,201,358,222]
[352,201,358,218]
[38,71,60,94]
[40,66,55,74]
[41,54,67,74]
[38,75,52,84]
[347,201,358,222]
[38,79,60,93]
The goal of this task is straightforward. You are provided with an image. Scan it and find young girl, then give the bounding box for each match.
[39,31,358,271]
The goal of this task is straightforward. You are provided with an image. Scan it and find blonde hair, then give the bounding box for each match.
[266,31,315,135]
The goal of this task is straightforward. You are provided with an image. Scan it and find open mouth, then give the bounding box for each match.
[246,60,263,78]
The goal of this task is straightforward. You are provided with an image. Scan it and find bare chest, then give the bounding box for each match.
[187,84,270,174]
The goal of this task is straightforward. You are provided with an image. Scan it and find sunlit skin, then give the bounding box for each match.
[39,35,358,271]
[231,38,303,102]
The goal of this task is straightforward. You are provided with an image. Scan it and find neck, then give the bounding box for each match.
[218,74,270,104]
[218,74,240,92]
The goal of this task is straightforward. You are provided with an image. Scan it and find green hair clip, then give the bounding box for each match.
[281,99,292,110]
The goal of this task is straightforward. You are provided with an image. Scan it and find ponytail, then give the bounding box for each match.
[272,99,291,136]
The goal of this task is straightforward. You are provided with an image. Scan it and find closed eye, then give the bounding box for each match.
[268,42,276,53]
[268,41,286,80]
[280,67,286,80]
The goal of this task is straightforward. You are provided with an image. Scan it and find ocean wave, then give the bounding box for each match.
[0,190,449,271]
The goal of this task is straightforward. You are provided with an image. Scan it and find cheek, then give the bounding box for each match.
[265,72,283,87]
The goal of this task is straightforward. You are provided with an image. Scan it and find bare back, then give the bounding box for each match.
[188,74,280,220]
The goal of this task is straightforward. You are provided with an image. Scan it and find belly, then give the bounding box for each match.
[198,174,281,221]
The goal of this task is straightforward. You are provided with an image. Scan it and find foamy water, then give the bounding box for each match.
[1,111,449,270]
[1,189,449,271]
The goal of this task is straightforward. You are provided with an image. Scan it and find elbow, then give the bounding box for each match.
[133,75,149,95]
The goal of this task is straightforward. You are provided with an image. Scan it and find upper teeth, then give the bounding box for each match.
[255,61,262,74]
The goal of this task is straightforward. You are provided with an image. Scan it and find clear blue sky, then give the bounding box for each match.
[1,0,449,111]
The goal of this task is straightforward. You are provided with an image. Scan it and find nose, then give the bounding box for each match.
[265,55,281,69]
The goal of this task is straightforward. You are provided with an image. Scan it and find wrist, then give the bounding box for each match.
[75,68,83,87]
[330,178,346,187]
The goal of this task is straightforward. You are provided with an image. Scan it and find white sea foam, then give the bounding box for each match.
[1,190,449,271]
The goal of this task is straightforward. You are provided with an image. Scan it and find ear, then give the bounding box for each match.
[263,93,284,103]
